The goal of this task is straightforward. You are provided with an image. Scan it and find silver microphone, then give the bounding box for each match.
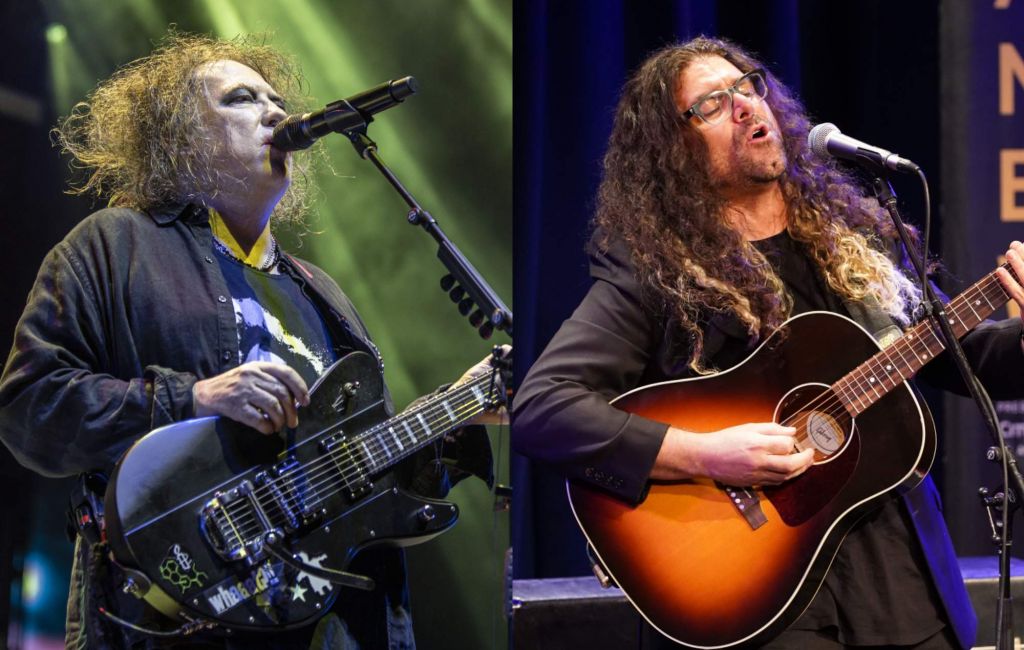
[807,122,920,173]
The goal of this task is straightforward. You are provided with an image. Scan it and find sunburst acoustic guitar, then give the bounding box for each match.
[567,262,1017,648]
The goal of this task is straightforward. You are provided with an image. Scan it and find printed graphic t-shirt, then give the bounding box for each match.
[216,250,345,387]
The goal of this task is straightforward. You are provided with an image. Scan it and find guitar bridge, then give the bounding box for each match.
[199,481,270,564]
[717,483,768,530]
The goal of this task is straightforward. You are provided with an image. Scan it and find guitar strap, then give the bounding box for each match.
[65,472,108,546]
[841,295,903,348]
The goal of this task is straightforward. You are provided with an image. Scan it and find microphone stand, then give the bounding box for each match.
[331,114,512,340]
[871,175,1024,650]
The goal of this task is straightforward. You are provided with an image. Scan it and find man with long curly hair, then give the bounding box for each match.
[515,36,1024,649]
[0,32,499,649]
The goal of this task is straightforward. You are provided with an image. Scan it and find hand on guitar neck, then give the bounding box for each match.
[450,344,512,427]
[996,241,1024,352]
[651,423,815,486]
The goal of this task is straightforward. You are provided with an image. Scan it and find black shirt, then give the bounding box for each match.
[754,231,946,645]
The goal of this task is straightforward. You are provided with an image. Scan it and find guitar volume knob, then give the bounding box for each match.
[418,505,436,523]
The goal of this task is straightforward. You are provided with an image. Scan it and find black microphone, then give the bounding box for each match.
[272,76,418,151]
[807,122,920,174]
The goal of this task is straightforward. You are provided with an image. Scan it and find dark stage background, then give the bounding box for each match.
[0,1,511,649]
[513,0,1024,588]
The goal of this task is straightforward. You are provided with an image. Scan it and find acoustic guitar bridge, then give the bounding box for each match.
[717,483,768,530]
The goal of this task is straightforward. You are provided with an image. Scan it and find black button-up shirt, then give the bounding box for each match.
[0,204,386,478]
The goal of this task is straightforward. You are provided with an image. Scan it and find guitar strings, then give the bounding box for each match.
[220,419,483,540]
[826,271,1007,419]
[260,371,493,497]
[219,377,492,528]
[779,271,1005,440]
[211,375,499,541]
[215,392,491,541]
[764,267,1009,450]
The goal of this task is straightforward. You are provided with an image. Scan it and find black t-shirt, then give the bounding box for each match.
[753,231,946,645]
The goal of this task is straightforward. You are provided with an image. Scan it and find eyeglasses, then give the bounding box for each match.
[681,69,768,125]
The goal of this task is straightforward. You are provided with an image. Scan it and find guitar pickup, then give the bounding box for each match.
[254,457,311,532]
[717,483,768,530]
[320,434,373,500]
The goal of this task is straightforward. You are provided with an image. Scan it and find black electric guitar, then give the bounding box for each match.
[104,351,503,632]
[568,262,1017,648]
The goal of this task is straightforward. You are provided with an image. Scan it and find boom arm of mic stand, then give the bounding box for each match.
[345,129,512,339]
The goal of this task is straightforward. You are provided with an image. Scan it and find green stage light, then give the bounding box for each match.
[44,23,67,44]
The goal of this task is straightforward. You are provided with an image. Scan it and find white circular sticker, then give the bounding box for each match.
[806,411,844,456]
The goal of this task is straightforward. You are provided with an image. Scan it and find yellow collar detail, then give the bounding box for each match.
[209,210,275,268]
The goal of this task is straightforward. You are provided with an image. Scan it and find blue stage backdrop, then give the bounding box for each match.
[940,0,1024,556]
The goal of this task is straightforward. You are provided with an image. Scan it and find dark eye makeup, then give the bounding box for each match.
[222,86,286,111]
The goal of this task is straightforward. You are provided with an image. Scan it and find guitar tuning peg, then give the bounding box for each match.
[458,298,474,316]
[440,274,455,291]
[479,321,494,339]
[469,309,485,327]
[449,286,465,302]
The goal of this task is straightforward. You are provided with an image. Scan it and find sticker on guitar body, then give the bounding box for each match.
[290,552,332,602]
[200,552,334,614]
[159,544,209,593]
[203,561,282,615]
